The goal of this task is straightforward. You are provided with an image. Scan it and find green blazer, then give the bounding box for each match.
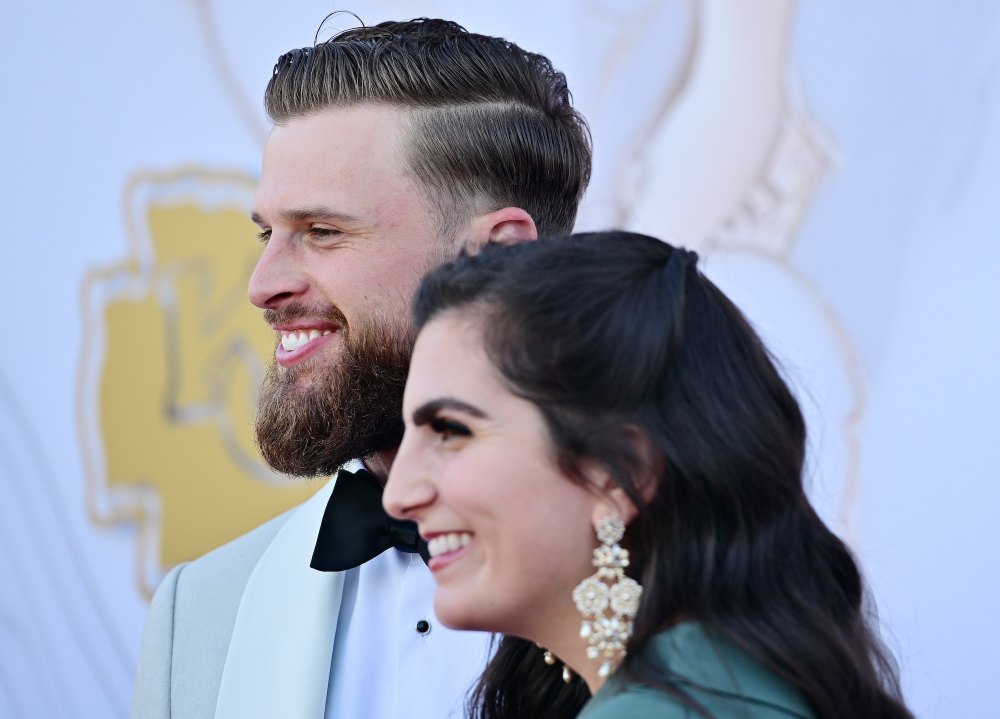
[579,622,816,718]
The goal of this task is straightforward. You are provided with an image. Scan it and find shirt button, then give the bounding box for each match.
[415,619,431,635]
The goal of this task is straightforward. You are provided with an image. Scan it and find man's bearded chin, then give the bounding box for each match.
[255,315,412,477]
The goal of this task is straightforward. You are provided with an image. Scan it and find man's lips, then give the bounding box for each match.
[273,325,340,367]
[278,327,335,352]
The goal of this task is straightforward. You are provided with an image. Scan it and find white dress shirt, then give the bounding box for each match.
[324,549,492,718]
[209,458,491,719]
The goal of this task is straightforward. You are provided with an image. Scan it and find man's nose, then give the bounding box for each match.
[248,235,309,309]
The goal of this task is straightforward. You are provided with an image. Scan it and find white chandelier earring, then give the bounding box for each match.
[571,515,643,679]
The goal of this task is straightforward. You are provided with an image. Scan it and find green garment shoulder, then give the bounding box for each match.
[578,623,816,719]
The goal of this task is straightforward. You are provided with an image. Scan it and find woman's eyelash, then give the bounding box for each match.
[429,417,471,439]
[257,230,271,243]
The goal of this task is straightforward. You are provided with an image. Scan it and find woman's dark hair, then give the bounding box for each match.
[412,232,913,719]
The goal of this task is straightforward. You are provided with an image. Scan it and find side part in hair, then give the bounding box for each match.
[264,19,592,237]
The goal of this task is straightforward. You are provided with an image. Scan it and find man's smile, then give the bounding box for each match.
[273,325,340,367]
[280,328,335,352]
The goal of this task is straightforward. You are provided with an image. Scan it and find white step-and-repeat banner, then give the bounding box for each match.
[2,2,997,717]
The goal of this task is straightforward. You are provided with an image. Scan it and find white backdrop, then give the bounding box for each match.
[2,1,998,717]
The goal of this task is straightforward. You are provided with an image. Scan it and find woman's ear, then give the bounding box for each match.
[588,425,660,527]
[592,487,640,526]
[583,460,641,526]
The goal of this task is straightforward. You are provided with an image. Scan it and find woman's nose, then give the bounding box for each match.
[383,432,436,521]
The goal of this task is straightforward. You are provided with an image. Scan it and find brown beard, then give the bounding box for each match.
[254,305,412,477]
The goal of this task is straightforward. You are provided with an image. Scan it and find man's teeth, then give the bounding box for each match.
[427,532,472,558]
[280,329,333,352]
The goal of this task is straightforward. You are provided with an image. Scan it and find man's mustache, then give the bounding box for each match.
[263,301,348,328]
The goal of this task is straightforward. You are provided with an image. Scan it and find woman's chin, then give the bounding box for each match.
[433,594,499,634]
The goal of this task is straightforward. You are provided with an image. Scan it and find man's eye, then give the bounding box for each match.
[307,227,342,242]
[257,229,272,243]
[429,417,471,442]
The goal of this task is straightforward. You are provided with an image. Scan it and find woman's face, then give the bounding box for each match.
[384,312,601,638]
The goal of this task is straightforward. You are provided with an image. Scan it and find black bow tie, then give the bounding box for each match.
[311,467,429,572]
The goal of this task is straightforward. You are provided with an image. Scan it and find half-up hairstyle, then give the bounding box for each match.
[412,232,913,719]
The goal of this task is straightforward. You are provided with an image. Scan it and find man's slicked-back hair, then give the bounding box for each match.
[264,17,592,237]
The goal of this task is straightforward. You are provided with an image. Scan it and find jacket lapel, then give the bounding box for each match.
[214,464,358,718]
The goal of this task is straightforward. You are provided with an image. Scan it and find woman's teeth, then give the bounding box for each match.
[427,532,472,558]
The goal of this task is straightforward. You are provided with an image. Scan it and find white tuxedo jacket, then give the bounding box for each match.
[131,472,489,718]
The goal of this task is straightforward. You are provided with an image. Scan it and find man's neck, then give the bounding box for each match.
[362,448,398,487]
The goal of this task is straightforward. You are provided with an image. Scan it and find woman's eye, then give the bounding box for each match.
[429,417,471,442]
[256,229,272,244]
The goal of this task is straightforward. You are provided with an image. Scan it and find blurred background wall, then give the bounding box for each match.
[2,1,997,716]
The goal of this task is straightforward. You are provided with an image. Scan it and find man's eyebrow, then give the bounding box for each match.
[411,398,490,426]
[250,207,363,226]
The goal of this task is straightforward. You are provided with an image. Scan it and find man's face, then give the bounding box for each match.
[249,106,458,476]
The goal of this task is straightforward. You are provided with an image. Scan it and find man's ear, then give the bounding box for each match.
[462,207,537,255]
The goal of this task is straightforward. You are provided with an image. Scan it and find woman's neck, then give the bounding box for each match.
[528,603,615,695]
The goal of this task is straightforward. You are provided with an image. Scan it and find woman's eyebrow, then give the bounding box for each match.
[411,398,490,426]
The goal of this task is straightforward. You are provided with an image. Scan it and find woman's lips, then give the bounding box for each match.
[426,532,473,572]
